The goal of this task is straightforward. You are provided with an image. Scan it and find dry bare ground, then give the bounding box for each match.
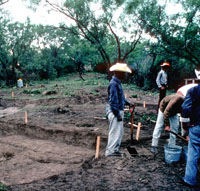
[0,73,199,191]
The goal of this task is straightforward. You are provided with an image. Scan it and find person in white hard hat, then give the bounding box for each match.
[105,63,134,157]
[156,62,171,111]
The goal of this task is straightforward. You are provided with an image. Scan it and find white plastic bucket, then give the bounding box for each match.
[17,79,23,88]
[164,145,182,164]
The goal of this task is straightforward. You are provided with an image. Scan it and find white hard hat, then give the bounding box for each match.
[195,69,200,79]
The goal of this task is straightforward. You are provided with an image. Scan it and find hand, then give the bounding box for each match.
[165,126,170,131]
[182,129,188,137]
[161,86,165,90]
[129,103,135,110]
[182,122,190,131]
[117,115,122,122]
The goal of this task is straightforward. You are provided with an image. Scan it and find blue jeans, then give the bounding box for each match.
[152,109,179,146]
[105,110,124,156]
[183,125,200,185]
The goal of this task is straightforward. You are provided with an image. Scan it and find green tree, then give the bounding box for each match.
[0,18,36,85]
[0,0,9,6]
[23,0,142,69]
[124,0,200,68]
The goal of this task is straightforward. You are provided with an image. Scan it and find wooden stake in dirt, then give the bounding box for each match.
[11,91,14,99]
[125,93,127,99]
[136,122,142,141]
[147,117,156,123]
[143,101,146,108]
[95,136,101,159]
[25,111,28,124]
[128,122,139,128]
[94,117,107,120]
[25,83,28,88]
[124,108,129,112]
[98,82,101,86]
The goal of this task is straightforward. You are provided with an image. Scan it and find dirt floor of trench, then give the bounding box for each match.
[0,74,199,191]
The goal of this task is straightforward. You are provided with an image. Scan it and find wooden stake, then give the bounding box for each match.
[25,111,28,124]
[136,122,142,141]
[128,122,140,128]
[95,136,101,159]
[147,117,156,123]
[98,82,101,86]
[94,117,107,120]
[25,83,28,88]
[124,108,129,112]
[143,101,146,108]
[125,93,127,99]
[11,91,14,99]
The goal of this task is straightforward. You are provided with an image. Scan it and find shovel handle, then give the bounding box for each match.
[129,104,135,113]
[169,130,188,143]
[130,108,134,142]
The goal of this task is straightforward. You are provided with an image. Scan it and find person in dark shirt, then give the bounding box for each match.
[181,84,200,187]
[105,63,133,157]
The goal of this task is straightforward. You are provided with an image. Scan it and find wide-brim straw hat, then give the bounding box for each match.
[109,63,132,73]
[160,62,170,67]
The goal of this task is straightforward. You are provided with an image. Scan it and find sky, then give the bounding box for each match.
[2,0,183,26]
[2,0,184,42]
[2,0,66,26]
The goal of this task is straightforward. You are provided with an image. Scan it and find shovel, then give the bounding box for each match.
[127,105,138,156]
[169,130,188,143]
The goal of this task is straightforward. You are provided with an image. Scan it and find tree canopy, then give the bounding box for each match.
[0,0,199,88]
[124,0,200,68]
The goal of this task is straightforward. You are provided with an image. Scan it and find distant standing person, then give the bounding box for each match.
[105,63,134,157]
[156,62,170,110]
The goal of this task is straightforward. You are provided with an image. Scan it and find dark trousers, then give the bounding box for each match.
[157,87,166,112]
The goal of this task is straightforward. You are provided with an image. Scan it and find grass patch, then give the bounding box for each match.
[139,114,157,123]
[1,72,174,101]
[23,89,42,95]
[0,183,8,191]
[124,111,131,121]
[131,94,138,98]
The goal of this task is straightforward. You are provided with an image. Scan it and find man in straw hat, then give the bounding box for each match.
[105,62,134,157]
[156,61,171,110]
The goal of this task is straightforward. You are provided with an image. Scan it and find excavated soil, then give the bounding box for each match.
[0,74,199,191]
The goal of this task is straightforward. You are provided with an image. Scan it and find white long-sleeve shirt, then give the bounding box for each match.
[156,69,167,88]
